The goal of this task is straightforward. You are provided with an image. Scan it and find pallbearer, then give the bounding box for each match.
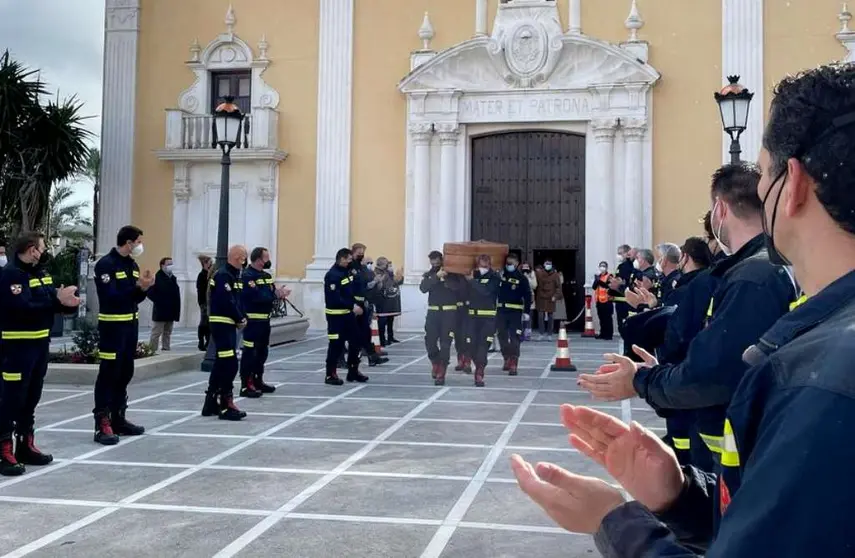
[324,248,368,385]
[419,251,458,385]
[467,254,501,387]
[497,253,531,375]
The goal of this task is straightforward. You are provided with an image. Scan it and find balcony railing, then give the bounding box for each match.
[164,107,279,151]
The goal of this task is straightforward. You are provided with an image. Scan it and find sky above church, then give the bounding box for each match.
[0,0,105,218]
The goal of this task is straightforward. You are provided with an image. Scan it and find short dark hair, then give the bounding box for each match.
[617,244,631,253]
[13,232,44,255]
[598,261,608,267]
[681,236,713,269]
[428,250,443,260]
[336,248,352,262]
[702,211,713,240]
[710,163,762,219]
[506,253,519,263]
[117,225,143,246]
[250,247,268,263]
[763,63,855,235]
[159,257,172,267]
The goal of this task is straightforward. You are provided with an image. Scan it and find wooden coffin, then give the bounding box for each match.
[442,240,509,275]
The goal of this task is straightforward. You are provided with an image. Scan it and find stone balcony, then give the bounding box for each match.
[155,106,286,162]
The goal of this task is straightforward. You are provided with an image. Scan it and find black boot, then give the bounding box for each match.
[239,377,262,398]
[346,367,369,383]
[219,393,245,421]
[254,374,276,394]
[94,414,119,445]
[0,438,24,476]
[368,354,389,367]
[201,389,219,416]
[15,431,53,466]
[325,369,344,386]
[112,405,145,436]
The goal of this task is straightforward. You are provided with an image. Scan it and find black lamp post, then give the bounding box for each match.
[715,75,754,165]
[201,96,244,373]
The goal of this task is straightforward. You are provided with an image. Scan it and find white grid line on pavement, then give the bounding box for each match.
[420,362,547,558]
[210,385,453,557]
[2,378,371,558]
[37,392,91,406]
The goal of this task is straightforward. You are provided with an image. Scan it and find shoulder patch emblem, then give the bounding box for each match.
[10,284,21,295]
[672,279,678,289]
[330,283,336,291]
[248,280,256,288]
[225,283,232,291]
[101,274,110,283]
[351,269,357,275]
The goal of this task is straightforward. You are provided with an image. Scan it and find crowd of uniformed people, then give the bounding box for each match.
[510,62,855,556]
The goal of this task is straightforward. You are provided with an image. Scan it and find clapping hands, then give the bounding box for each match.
[138,270,155,290]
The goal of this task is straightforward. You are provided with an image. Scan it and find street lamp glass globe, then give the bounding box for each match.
[213,96,243,147]
[714,76,753,136]
[50,233,61,249]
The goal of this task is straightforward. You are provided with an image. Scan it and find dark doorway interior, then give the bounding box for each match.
[534,249,583,332]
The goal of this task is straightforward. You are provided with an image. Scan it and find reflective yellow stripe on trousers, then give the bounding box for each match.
[1,329,50,340]
[672,437,691,451]
[700,433,723,455]
[99,313,139,322]
[721,419,740,467]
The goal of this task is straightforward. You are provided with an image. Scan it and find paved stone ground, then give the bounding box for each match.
[3,333,663,558]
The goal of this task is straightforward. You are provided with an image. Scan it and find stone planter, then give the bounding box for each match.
[46,351,204,385]
[270,315,311,347]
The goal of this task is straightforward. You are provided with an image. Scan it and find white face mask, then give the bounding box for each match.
[655,262,663,273]
[164,264,174,275]
[598,266,607,274]
[478,267,489,275]
[633,260,640,270]
[711,200,732,256]
[131,243,144,258]
[0,255,7,267]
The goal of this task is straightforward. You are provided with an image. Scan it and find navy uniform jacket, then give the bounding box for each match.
[659,269,682,306]
[420,268,458,309]
[498,269,532,314]
[348,260,377,309]
[594,269,855,557]
[658,269,720,365]
[632,235,796,451]
[616,258,636,288]
[468,269,501,315]
[208,264,245,326]
[324,264,356,316]
[95,248,147,322]
[0,258,69,338]
[240,266,276,339]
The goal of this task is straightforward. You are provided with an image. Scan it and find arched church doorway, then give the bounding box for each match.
[470,131,586,330]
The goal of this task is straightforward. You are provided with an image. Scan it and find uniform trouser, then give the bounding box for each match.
[615,301,630,337]
[0,339,49,439]
[207,324,239,396]
[240,320,271,382]
[326,314,361,373]
[596,302,614,339]
[93,321,139,418]
[469,317,496,369]
[454,306,469,358]
[497,311,523,359]
[665,413,693,466]
[424,310,456,366]
[355,307,376,355]
[198,304,210,348]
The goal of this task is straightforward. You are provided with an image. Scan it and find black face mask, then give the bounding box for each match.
[761,168,791,266]
[241,260,248,269]
[263,261,272,270]
[355,255,364,263]
[38,251,50,266]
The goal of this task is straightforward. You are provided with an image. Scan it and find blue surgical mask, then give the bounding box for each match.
[505,264,516,273]
[544,264,553,271]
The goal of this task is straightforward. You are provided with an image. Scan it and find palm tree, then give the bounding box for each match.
[0,50,92,237]
[46,182,92,246]
[80,147,100,252]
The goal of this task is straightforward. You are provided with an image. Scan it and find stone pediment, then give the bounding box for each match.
[399,33,659,93]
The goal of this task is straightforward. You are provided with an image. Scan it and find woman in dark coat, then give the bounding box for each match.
[195,255,213,351]
[372,257,403,346]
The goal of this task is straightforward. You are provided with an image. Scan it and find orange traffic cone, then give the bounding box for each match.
[550,323,577,372]
[581,294,596,338]
[371,315,385,355]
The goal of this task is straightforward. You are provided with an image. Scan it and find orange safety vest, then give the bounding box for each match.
[596,273,610,304]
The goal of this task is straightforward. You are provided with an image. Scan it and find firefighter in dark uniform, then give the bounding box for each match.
[201,245,248,421]
[239,247,289,397]
[324,248,367,385]
[528,63,855,558]
[468,254,501,387]
[453,277,471,374]
[419,251,459,385]
[92,225,154,445]
[349,243,388,367]
[497,253,531,376]
[578,163,797,471]
[610,245,637,335]
[0,233,81,476]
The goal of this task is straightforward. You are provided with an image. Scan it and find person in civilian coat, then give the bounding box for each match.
[196,255,213,351]
[148,257,181,351]
[535,260,563,340]
[372,257,404,346]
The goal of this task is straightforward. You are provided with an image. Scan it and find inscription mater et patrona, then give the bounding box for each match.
[459,96,591,121]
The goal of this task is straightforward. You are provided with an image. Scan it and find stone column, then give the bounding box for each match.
[259,161,279,268]
[411,123,433,273]
[722,0,763,163]
[475,0,488,36]
[622,118,647,248]
[589,119,617,279]
[305,0,355,279]
[437,124,460,250]
[568,0,582,33]
[171,162,191,278]
[98,0,141,257]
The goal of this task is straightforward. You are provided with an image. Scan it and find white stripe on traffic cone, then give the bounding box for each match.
[550,323,577,372]
[582,294,596,338]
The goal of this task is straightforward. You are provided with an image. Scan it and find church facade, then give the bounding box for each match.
[99,0,855,330]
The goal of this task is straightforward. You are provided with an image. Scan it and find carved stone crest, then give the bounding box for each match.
[506,23,547,78]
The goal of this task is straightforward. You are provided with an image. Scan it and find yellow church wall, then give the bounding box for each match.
[763,1,846,117]
[132,0,319,278]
